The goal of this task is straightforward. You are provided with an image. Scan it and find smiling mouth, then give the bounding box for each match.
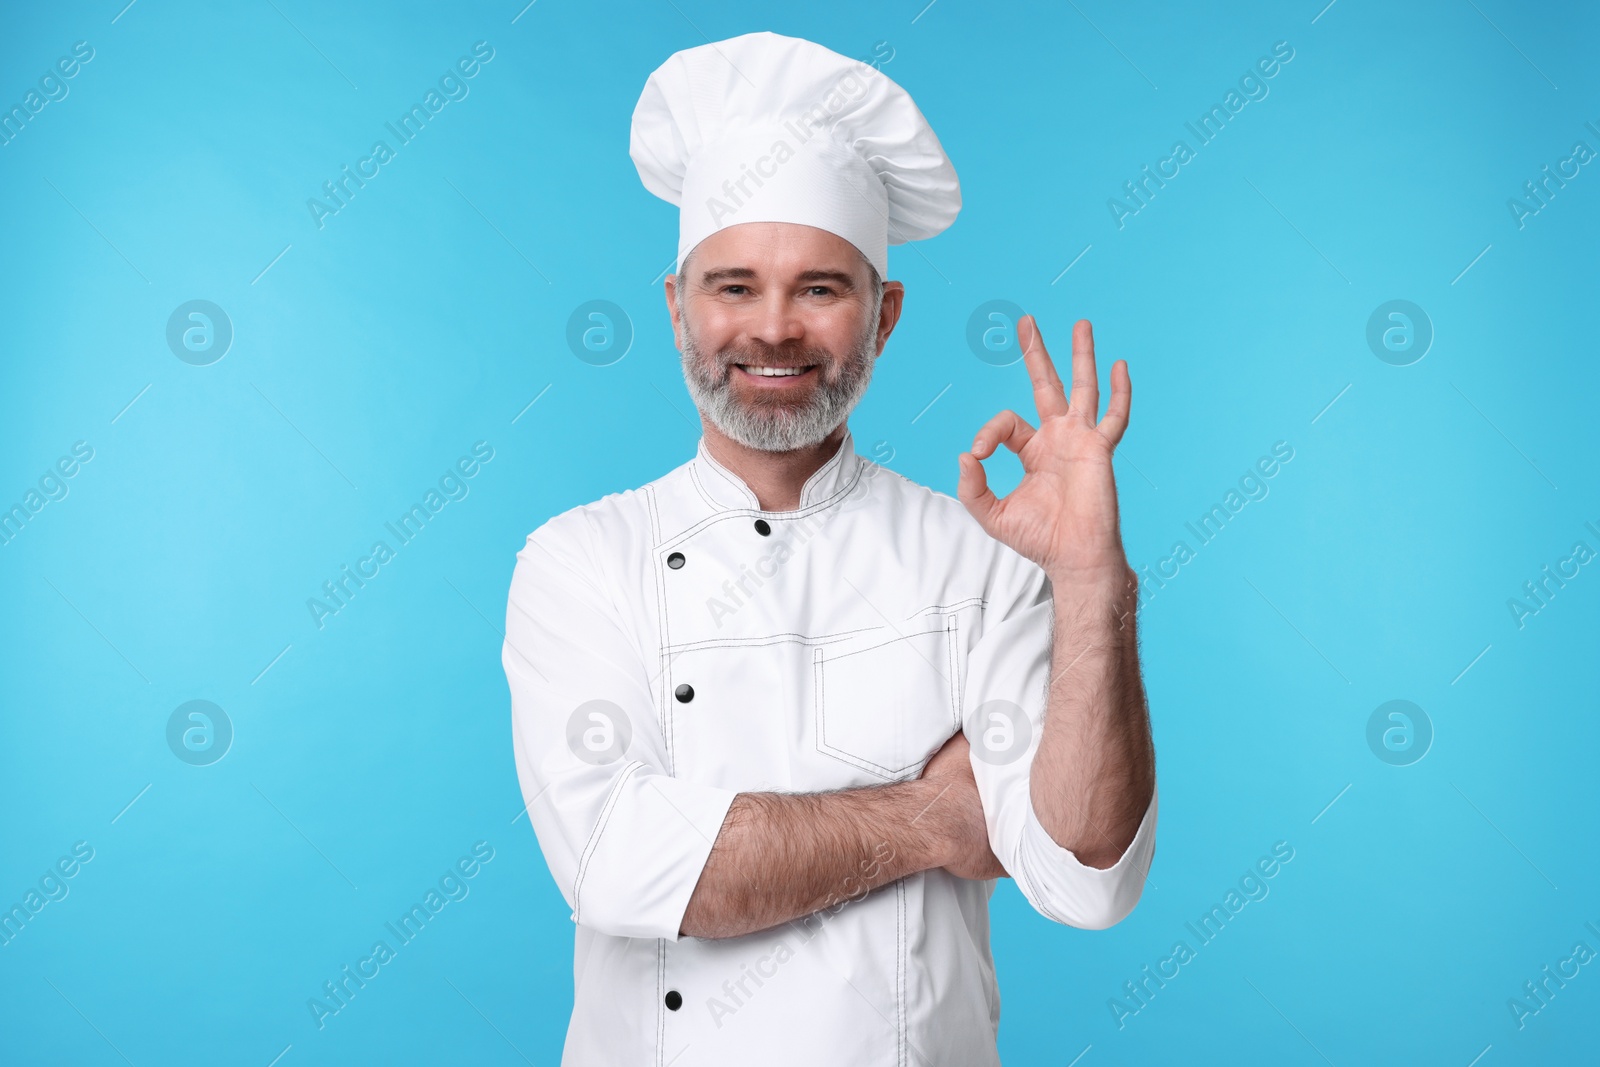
[735,364,816,378]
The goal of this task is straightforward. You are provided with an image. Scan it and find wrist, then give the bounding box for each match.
[1045,560,1135,596]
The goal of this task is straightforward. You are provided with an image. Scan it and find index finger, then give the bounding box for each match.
[1018,314,1070,421]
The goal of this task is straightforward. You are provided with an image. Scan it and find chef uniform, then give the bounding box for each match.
[503,32,1158,1066]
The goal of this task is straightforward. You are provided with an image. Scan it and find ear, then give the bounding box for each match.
[664,274,685,352]
[874,281,906,355]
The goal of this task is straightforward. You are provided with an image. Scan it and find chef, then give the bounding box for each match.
[503,30,1157,1066]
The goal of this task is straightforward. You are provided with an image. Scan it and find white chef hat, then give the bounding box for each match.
[629,31,960,278]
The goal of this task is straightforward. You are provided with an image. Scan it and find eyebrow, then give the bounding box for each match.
[697,267,858,289]
[699,267,756,285]
[796,270,857,289]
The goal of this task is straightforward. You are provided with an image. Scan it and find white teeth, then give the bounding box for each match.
[740,365,809,377]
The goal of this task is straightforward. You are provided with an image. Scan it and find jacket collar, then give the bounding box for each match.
[692,427,862,513]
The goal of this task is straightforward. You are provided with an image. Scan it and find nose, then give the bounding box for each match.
[747,290,805,348]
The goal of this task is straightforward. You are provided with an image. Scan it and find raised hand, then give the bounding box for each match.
[956,316,1132,586]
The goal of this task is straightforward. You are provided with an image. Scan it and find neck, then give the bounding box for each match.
[701,418,847,512]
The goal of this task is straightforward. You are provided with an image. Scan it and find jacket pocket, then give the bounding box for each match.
[813,616,961,781]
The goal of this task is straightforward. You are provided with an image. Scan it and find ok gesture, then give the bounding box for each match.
[956,316,1132,587]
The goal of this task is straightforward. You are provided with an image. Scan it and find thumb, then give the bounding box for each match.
[956,452,1000,535]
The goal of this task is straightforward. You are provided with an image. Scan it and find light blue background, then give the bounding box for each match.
[2,1,1596,1063]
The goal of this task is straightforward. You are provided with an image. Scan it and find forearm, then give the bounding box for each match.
[680,778,950,940]
[1030,566,1156,868]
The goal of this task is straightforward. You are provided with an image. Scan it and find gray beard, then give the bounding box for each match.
[679,317,878,453]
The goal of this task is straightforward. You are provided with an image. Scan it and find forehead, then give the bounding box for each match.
[688,222,868,280]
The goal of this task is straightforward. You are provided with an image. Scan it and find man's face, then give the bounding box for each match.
[667,222,902,452]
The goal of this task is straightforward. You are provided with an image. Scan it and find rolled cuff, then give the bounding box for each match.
[568,763,740,942]
[1012,783,1158,930]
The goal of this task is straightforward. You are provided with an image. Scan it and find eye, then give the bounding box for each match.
[721,284,749,296]
[805,286,835,297]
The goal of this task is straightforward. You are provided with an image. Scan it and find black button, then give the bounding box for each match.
[754,519,771,536]
[667,551,685,569]
[674,683,694,703]
[665,989,683,1011]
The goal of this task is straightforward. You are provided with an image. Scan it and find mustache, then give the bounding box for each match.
[714,339,838,369]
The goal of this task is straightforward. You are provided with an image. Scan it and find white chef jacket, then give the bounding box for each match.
[503,427,1157,1066]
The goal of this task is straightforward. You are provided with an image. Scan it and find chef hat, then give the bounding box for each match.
[629,31,960,278]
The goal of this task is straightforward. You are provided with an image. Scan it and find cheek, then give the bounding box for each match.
[687,305,741,349]
[819,315,860,346]
[809,306,871,349]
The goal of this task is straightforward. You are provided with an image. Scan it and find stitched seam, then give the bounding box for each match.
[816,752,903,779]
[571,760,644,925]
[658,647,675,774]
[646,485,677,773]
[824,624,953,663]
[673,503,841,542]
[662,626,883,656]
[694,444,762,510]
[656,939,666,1067]
[946,616,962,730]
[897,879,908,1067]
[813,647,825,774]
[906,597,987,620]
[678,460,867,533]
[689,462,743,512]
[799,440,851,508]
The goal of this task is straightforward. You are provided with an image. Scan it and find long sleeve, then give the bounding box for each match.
[963,546,1157,930]
[503,512,739,941]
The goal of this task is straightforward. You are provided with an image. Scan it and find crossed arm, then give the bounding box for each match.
[680,563,1154,940]
[680,733,991,939]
